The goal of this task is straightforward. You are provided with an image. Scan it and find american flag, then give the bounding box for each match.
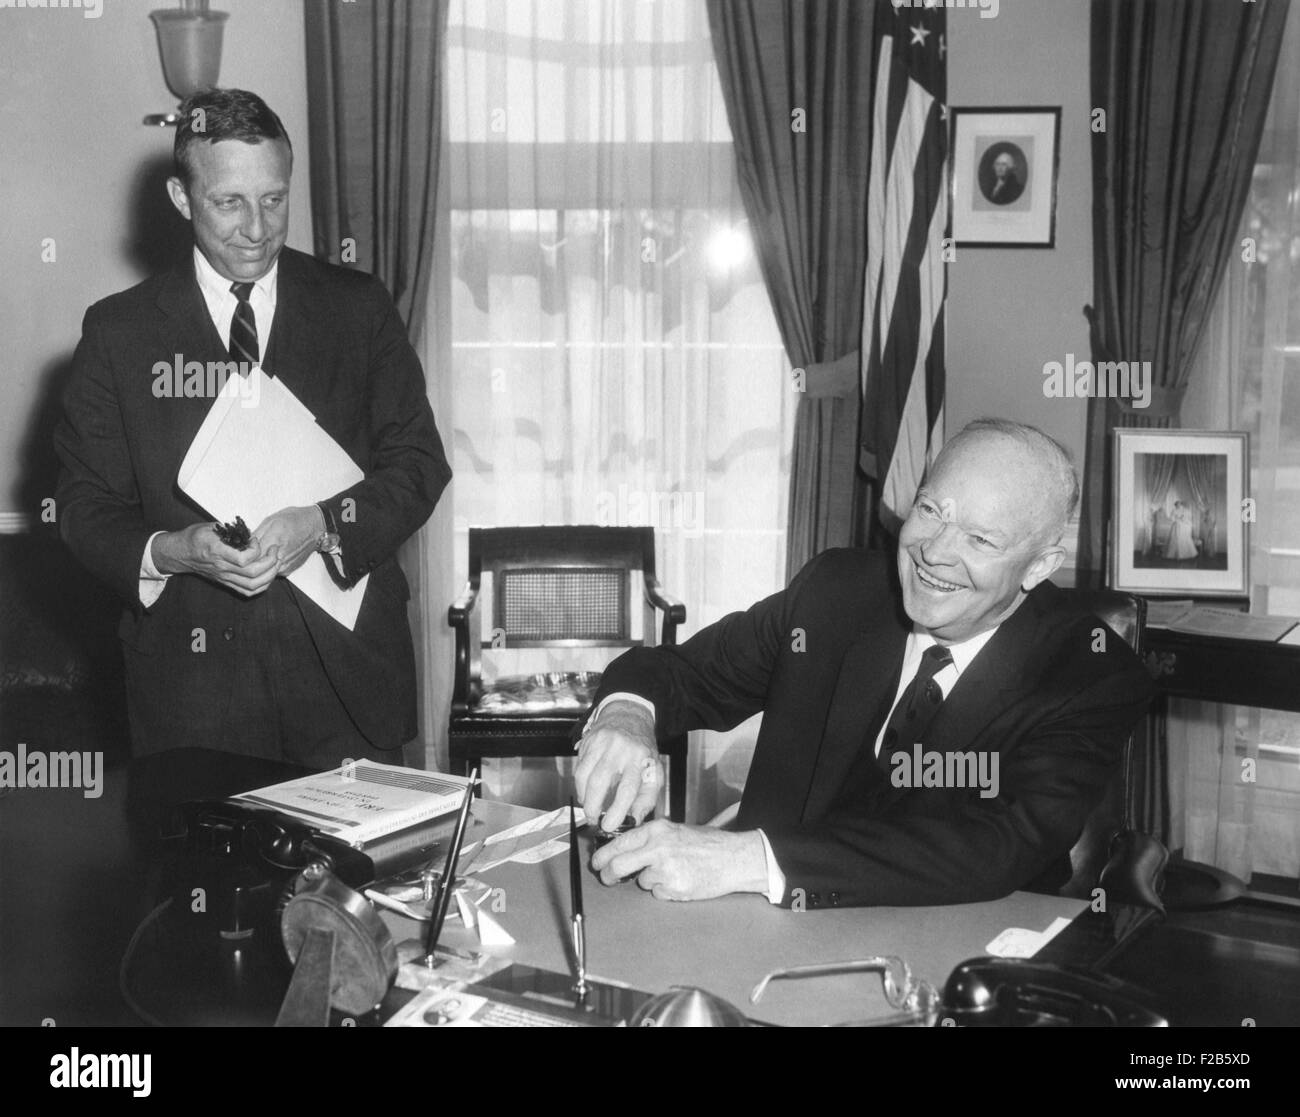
[860,1,948,530]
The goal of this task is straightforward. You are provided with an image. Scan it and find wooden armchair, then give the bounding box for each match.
[448,526,688,820]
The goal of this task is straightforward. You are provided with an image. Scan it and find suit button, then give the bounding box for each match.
[223,627,235,641]
[807,891,821,908]
[829,891,841,907]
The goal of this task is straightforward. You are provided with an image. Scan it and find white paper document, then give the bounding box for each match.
[458,805,589,875]
[177,368,369,629]
[985,916,1073,959]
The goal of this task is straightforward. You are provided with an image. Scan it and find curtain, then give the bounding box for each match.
[1080,0,1289,842]
[706,0,876,579]
[1079,0,1289,582]
[1171,3,1300,890]
[1137,453,1176,553]
[440,0,794,819]
[304,0,453,769]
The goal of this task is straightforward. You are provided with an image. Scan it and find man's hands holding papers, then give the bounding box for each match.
[590,821,769,901]
[252,505,327,577]
[151,521,279,596]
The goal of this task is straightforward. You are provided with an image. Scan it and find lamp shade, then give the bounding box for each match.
[150,8,228,100]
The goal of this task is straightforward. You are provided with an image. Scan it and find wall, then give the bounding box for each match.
[0,0,313,521]
[947,0,1093,488]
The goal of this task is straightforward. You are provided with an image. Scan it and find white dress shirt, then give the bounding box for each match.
[137,248,279,606]
[587,621,1002,904]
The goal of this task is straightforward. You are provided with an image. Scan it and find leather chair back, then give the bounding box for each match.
[1054,589,1155,901]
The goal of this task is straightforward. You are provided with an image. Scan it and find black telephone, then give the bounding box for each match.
[940,957,1168,1027]
[165,798,378,943]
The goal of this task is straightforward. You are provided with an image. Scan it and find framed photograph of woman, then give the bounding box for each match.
[1110,429,1249,598]
[950,107,1060,247]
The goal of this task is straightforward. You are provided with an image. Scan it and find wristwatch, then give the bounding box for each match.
[315,502,342,555]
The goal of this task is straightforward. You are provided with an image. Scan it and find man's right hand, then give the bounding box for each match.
[151,522,279,597]
[574,699,663,832]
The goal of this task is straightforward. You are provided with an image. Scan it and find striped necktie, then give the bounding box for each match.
[229,281,259,367]
[879,644,954,759]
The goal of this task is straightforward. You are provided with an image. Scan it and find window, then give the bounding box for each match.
[441,0,794,815]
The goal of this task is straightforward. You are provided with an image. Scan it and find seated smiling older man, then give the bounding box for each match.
[575,419,1153,909]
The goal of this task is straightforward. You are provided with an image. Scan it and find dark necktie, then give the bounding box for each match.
[229,281,259,367]
[879,644,954,759]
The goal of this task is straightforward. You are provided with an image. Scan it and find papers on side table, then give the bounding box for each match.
[1145,599,1297,642]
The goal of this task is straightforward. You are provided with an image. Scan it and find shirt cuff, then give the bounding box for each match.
[577,692,656,750]
[756,829,787,905]
[139,531,170,607]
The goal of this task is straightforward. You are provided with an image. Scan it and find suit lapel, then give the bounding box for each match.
[262,248,314,390]
[155,259,228,365]
[800,623,907,822]
[152,261,234,482]
[922,585,1056,753]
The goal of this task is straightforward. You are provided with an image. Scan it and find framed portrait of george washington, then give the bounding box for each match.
[950,107,1060,247]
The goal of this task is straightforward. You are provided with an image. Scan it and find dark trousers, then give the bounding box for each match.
[124,579,401,770]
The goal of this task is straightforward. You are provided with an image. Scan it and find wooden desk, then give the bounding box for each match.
[0,749,1110,1027]
[1144,627,1300,712]
[377,800,1087,1028]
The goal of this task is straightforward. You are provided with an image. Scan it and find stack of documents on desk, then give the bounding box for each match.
[177,367,368,630]
[1144,600,1297,642]
[234,760,470,849]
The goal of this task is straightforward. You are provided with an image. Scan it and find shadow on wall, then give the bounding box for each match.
[124,152,193,277]
[2,154,192,763]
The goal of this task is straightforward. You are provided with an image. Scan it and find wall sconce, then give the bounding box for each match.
[143,0,229,127]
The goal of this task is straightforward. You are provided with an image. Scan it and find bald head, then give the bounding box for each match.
[931,419,1078,547]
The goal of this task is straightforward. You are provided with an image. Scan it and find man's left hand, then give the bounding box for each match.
[590,820,768,901]
[252,505,326,577]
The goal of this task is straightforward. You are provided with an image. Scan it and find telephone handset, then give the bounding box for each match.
[166,798,377,943]
[940,957,1168,1027]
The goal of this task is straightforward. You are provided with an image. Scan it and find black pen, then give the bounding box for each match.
[423,767,478,964]
[569,797,587,998]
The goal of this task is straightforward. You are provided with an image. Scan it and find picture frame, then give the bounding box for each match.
[1109,429,1250,598]
[949,106,1060,248]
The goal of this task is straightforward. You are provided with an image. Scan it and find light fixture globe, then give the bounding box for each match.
[144,5,228,125]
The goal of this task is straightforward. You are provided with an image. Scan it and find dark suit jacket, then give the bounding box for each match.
[54,247,451,753]
[593,549,1154,908]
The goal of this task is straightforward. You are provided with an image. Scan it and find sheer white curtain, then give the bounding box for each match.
[1174,5,1300,890]
[426,0,794,818]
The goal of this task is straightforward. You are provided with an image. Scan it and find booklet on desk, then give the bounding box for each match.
[176,367,369,631]
[233,760,471,849]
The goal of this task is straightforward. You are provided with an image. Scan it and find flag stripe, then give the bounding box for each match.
[859,3,947,529]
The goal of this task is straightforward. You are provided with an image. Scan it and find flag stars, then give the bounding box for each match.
[910,24,931,48]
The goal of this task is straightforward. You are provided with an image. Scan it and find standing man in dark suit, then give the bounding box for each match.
[575,419,1153,908]
[54,89,451,769]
